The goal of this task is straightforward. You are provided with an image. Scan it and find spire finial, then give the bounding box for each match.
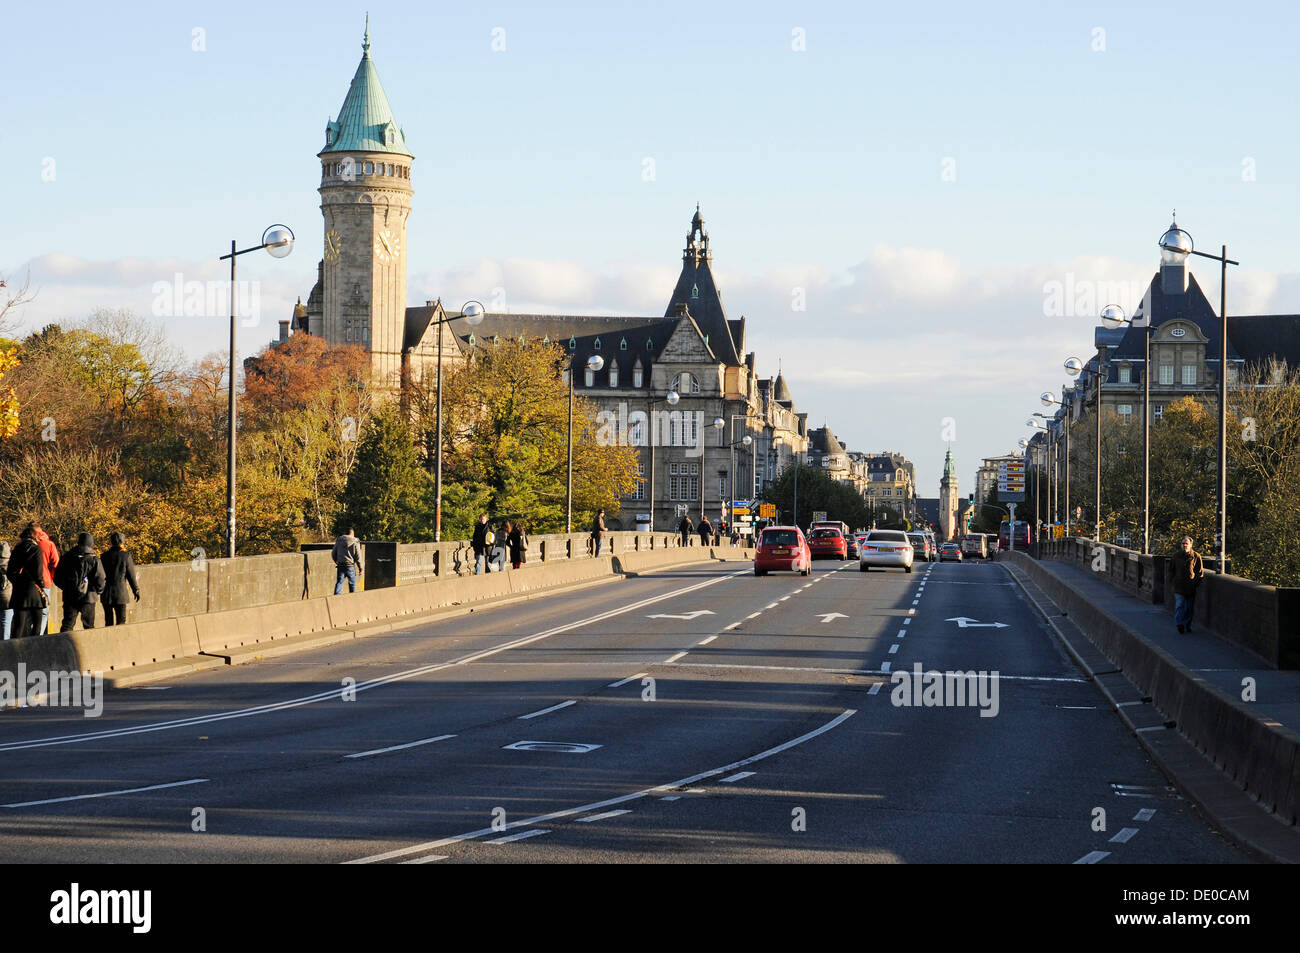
[363,13,371,55]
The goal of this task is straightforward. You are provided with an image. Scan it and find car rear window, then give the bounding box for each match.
[866,531,909,542]
[761,530,799,545]
[809,529,841,538]
[907,535,925,544]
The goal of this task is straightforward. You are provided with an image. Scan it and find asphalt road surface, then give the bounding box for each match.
[0,558,1249,863]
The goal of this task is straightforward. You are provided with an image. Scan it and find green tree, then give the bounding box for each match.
[337,403,428,539]
[760,463,870,530]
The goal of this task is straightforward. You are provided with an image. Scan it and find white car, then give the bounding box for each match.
[859,529,915,573]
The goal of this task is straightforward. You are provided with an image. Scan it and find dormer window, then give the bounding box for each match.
[568,336,576,350]
[383,123,397,147]
[633,359,644,388]
[620,338,628,350]
[593,337,601,350]
[608,360,619,387]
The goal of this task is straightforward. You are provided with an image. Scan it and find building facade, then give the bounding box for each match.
[938,448,960,541]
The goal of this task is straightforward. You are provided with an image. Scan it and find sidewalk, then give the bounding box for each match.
[1002,551,1300,863]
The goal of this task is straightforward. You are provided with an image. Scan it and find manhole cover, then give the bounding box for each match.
[503,741,602,754]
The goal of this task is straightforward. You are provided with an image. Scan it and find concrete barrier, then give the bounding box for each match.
[1006,550,1300,824]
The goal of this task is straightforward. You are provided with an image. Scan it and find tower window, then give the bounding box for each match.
[364,161,374,174]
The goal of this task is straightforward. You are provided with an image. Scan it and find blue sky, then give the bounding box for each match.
[5,0,1300,495]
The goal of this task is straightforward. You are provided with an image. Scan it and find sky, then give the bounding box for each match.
[5,0,1300,495]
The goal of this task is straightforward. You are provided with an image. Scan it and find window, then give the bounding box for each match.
[593,337,602,350]
[632,463,646,501]
[608,361,619,387]
[1118,403,1133,422]
[1181,364,1197,385]
[1159,364,1174,385]
[620,338,628,350]
[719,477,727,498]
[1118,366,1131,383]
[364,161,374,174]
[633,361,644,388]
[1154,403,1165,421]
[672,372,700,393]
[668,463,699,500]
[584,366,595,387]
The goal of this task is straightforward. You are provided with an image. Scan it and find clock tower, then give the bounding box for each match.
[317,20,413,388]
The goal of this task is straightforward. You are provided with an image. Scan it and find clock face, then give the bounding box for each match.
[325,229,342,261]
[374,229,400,264]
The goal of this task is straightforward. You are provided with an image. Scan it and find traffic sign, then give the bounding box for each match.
[812,510,827,523]
[758,503,777,518]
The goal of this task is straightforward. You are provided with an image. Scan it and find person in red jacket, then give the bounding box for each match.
[26,522,59,637]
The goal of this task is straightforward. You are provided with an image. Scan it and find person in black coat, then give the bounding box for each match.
[507,522,527,569]
[471,514,492,574]
[5,527,49,639]
[100,532,141,627]
[698,517,713,547]
[679,514,693,547]
[52,532,107,632]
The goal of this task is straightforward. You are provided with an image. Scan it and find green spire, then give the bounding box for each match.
[943,447,956,479]
[320,20,411,157]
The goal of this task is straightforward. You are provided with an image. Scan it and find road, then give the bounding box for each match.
[0,557,1248,863]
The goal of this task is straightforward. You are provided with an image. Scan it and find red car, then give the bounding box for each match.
[754,526,812,576]
[806,527,848,560]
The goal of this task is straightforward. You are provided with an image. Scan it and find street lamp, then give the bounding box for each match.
[1061,351,1107,543]
[566,352,605,533]
[1158,216,1238,571]
[1100,303,1154,554]
[645,390,680,533]
[430,300,486,541]
[727,414,757,522]
[726,432,753,539]
[218,224,294,558]
[705,416,724,522]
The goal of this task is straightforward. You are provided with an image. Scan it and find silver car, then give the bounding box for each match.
[859,529,915,573]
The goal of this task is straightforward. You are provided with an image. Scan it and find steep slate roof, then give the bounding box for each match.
[664,206,742,366]
[1229,314,1300,369]
[1106,272,1240,381]
[774,371,793,403]
[808,426,845,456]
[320,25,412,157]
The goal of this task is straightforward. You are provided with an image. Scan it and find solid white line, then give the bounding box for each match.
[881,661,891,673]
[345,734,455,759]
[1073,851,1110,865]
[3,777,209,809]
[345,708,857,864]
[1135,724,1168,733]
[1,568,750,753]
[486,828,550,845]
[720,771,756,783]
[1133,808,1157,822]
[1116,700,1144,707]
[663,651,688,664]
[607,673,648,688]
[664,661,878,676]
[577,809,632,823]
[1114,792,1155,798]
[697,635,717,645]
[659,795,681,801]
[1057,706,1095,710]
[867,683,882,695]
[888,644,900,654]
[1109,827,1140,844]
[401,854,449,864]
[518,700,577,720]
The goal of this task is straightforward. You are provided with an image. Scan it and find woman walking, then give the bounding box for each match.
[100,532,142,626]
[507,522,527,570]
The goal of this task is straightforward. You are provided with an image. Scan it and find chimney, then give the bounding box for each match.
[1161,260,1187,295]
[277,319,290,344]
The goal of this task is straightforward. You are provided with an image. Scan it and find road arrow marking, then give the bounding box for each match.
[816,613,848,623]
[945,616,1008,629]
[647,610,716,620]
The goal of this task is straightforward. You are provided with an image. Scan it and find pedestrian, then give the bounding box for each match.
[26,522,59,637]
[0,540,11,641]
[332,527,363,594]
[1171,535,1204,633]
[591,509,607,557]
[5,527,47,639]
[100,532,141,626]
[52,532,106,632]
[730,525,741,546]
[472,513,493,574]
[508,521,527,570]
[679,513,693,546]
[699,516,713,547]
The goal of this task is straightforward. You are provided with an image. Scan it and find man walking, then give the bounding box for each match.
[591,509,607,557]
[27,522,59,637]
[100,532,141,625]
[332,527,363,594]
[472,514,493,574]
[698,516,713,548]
[5,527,47,639]
[1172,535,1204,633]
[679,513,693,547]
[53,533,106,632]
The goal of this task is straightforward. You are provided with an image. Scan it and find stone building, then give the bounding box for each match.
[938,447,961,541]
[863,451,917,524]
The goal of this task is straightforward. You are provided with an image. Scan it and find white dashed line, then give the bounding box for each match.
[1109,827,1140,844]
[1073,851,1110,864]
[897,630,906,638]
[1133,808,1157,822]
[725,622,741,630]
[607,673,648,688]
[888,644,900,654]
[903,619,911,625]
[766,603,779,609]
[518,700,577,720]
[577,809,632,823]
[346,734,456,759]
[659,795,681,801]
[720,771,756,783]
[1135,725,1168,733]
[868,683,882,695]
[664,651,688,664]
[697,635,717,645]
[487,829,551,845]
[881,661,891,673]
[746,612,761,620]
[908,609,915,615]
[779,596,791,602]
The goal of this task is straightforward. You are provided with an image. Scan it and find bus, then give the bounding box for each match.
[998,520,1032,550]
[810,520,851,539]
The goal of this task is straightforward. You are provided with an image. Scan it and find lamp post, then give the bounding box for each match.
[217,224,294,559]
[1100,303,1154,554]
[565,352,605,533]
[727,433,754,538]
[727,414,757,520]
[705,416,724,523]
[432,301,486,541]
[1018,436,1038,537]
[646,390,680,533]
[1158,216,1238,571]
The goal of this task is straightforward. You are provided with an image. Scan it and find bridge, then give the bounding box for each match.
[0,535,1296,865]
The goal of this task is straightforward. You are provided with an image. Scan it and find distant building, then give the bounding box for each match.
[864,451,917,524]
[939,447,960,541]
[975,453,1023,505]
